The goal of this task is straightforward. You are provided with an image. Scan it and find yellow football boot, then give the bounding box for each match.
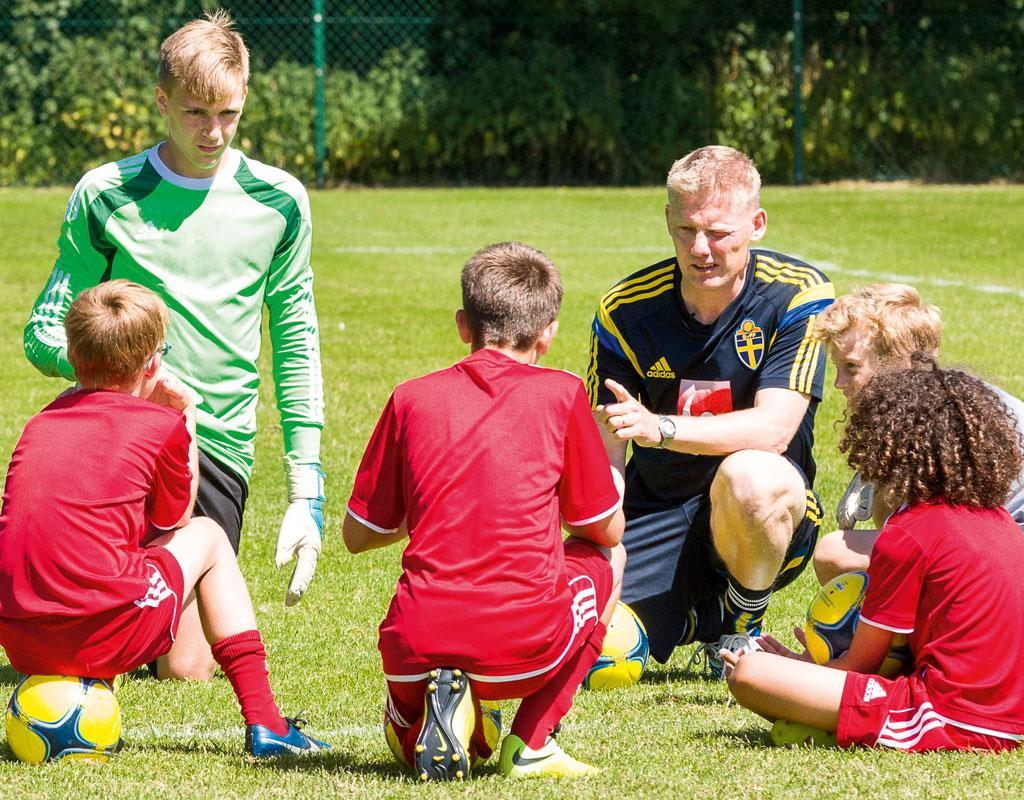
[498,733,598,778]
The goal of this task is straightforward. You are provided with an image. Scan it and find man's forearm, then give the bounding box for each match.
[659,405,799,456]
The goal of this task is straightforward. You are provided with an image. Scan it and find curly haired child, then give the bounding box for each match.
[722,358,1024,752]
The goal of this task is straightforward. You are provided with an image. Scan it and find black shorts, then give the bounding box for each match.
[620,466,822,663]
[195,449,249,554]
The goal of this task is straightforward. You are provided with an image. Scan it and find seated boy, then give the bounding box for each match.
[722,360,1024,752]
[343,242,627,780]
[0,281,327,758]
[811,283,1024,585]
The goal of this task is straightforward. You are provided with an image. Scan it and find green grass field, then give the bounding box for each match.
[0,183,1022,798]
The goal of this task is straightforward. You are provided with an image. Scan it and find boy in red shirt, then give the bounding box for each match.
[0,281,327,758]
[344,242,626,780]
[721,359,1024,752]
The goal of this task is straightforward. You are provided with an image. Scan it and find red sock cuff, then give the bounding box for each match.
[211,629,264,664]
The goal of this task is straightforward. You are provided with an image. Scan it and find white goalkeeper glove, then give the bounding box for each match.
[836,470,876,529]
[276,461,326,606]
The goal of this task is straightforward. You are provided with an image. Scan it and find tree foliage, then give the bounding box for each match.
[1,0,1022,185]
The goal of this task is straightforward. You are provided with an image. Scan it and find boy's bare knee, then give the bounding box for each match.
[156,649,217,682]
[812,530,846,585]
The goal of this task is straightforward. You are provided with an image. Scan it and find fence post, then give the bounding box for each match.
[792,0,804,185]
[313,0,326,188]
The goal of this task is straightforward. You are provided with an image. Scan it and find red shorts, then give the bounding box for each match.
[839,671,1021,753]
[383,538,613,700]
[0,547,184,680]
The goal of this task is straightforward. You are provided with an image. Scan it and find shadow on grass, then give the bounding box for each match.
[321,759,507,781]
[696,727,774,749]
[124,739,503,779]
[642,667,718,684]
[0,664,24,688]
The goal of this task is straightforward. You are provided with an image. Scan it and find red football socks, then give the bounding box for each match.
[211,629,288,736]
[511,621,607,749]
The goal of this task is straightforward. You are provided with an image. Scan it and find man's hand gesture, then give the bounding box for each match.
[596,379,662,447]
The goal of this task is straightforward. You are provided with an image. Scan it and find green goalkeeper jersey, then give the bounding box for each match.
[25,145,324,483]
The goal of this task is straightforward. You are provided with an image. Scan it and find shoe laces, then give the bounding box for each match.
[683,642,714,677]
[285,713,309,730]
[684,634,759,679]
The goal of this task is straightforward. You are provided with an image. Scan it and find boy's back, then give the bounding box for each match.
[348,348,619,677]
[0,389,191,621]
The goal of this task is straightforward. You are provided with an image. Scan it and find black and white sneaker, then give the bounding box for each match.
[414,668,475,781]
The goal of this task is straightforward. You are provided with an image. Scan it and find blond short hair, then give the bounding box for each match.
[158,9,249,101]
[66,281,169,388]
[666,145,761,210]
[814,283,942,364]
[461,242,563,350]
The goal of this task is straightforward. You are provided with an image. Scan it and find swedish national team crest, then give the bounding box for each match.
[734,318,764,370]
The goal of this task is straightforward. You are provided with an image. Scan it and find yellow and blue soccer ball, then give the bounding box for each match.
[879,633,914,678]
[5,675,121,764]
[804,571,869,664]
[584,602,650,690]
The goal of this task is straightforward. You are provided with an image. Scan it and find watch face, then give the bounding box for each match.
[660,417,676,439]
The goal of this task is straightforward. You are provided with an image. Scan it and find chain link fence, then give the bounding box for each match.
[1,1,1022,187]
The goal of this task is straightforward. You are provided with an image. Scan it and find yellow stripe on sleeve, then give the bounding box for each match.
[755,255,824,289]
[602,264,675,305]
[596,301,644,378]
[786,282,835,313]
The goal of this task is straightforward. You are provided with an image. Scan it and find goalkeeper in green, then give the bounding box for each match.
[23,11,325,681]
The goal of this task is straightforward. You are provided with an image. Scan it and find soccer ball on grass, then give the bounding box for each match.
[5,675,121,764]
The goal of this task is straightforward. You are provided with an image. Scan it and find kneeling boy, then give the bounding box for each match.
[0,281,326,758]
[343,242,626,780]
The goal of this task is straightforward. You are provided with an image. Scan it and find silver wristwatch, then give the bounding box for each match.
[657,415,676,449]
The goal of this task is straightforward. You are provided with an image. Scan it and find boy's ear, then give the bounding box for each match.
[155,85,169,117]
[455,309,473,344]
[143,353,161,381]
[535,320,559,356]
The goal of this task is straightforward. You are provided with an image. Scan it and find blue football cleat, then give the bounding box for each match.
[245,716,330,758]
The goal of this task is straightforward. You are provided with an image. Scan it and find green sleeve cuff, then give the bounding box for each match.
[57,350,77,382]
[283,424,322,465]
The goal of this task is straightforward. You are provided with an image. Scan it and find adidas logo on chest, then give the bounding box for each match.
[646,357,675,379]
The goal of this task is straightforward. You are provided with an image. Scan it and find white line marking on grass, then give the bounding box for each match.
[333,246,1024,299]
[816,259,1024,300]
[129,724,377,742]
[332,245,668,255]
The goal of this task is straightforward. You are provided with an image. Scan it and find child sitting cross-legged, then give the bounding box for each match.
[0,280,328,758]
[722,356,1024,752]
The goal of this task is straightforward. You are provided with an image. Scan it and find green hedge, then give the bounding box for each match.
[1,1,1022,186]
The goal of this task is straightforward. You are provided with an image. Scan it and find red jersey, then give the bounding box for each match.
[860,501,1024,739]
[347,349,620,678]
[0,390,192,621]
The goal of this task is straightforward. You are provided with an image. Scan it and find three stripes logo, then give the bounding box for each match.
[863,678,888,703]
[134,567,173,609]
[646,357,676,379]
[569,579,599,633]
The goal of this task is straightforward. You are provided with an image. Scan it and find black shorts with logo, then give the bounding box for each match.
[620,461,822,664]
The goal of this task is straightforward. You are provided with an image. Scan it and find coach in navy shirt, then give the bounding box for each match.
[587,145,834,674]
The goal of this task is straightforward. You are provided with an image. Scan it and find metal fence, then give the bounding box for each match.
[1,1,1022,186]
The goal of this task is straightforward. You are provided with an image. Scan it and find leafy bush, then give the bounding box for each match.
[1,0,1023,185]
